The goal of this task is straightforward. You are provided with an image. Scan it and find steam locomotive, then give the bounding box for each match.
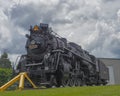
[15,23,109,87]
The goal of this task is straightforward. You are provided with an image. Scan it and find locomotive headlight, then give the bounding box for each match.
[31,40,36,44]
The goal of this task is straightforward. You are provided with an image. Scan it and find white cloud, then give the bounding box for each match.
[0,0,120,62]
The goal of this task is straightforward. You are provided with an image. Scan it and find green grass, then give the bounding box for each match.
[0,85,120,96]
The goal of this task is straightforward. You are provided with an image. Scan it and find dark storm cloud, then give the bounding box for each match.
[10,2,73,29]
[103,0,117,2]
[10,0,100,29]
[10,4,43,29]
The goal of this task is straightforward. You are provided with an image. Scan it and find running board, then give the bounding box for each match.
[40,82,50,85]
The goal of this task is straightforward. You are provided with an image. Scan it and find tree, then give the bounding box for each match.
[0,52,12,68]
[0,68,12,86]
[0,52,12,86]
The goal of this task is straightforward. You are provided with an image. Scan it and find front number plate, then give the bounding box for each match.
[29,44,38,49]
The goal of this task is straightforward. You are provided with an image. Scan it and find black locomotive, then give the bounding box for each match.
[15,23,109,87]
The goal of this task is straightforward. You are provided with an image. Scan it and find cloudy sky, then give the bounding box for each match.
[0,0,120,61]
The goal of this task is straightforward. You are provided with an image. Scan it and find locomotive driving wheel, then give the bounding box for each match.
[67,77,75,87]
[62,75,69,87]
[67,77,84,87]
[46,75,57,88]
[74,78,80,86]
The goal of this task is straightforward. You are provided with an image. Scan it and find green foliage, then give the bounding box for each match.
[0,85,120,96]
[1,52,8,59]
[0,52,12,68]
[0,68,12,86]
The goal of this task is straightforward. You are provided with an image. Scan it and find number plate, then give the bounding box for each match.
[29,44,38,49]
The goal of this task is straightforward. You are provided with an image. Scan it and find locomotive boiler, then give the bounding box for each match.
[15,23,109,87]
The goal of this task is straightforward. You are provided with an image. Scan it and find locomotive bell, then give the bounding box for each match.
[33,25,39,31]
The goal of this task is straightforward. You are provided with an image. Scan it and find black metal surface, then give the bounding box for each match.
[15,23,109,87]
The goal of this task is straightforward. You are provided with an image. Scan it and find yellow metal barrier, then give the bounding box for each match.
[0,72,37,91]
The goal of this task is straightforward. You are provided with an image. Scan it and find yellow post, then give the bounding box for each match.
[19,74,25,90]
[0,74,20,91]
[0,72,37,91]
[25,73,37,88]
